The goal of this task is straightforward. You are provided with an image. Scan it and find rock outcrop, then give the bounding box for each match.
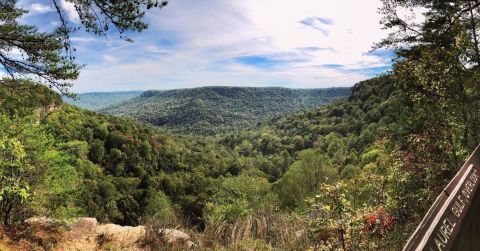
[3,217,196,251]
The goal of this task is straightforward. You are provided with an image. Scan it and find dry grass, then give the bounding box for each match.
[2,221,66,251]
[165,212,310,250]
[142,216,189,251]
[0,213,311,251]
[96,232,114,250]
[141,212,310,251]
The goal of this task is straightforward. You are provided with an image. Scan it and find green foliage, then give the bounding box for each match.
[0,76,403,243]
[0,68,474,250]
[275,149,337,209]
[0,2,79,93]
[102,86,350,135]
[307,182,356,250]
[0,116,32,225]
[307,143,397,250]
[89,139,105,163]
[220,76,398,183]
[374,2,480,245]
[65,0,168,36]
[144,191,175,221]
[205,171,277,223]
[33,150,83,219]
[379,0,480,150]
[0,114,82,224]
[0,80,63,116]
[307,179,396,250]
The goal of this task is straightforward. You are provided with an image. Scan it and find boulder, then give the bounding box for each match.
[161,229,196,249]
[68,218,98,240]
[21,217,197,250]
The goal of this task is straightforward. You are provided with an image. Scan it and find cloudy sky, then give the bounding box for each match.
[18,0,394,92]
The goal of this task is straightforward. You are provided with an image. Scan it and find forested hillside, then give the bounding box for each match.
[2,0,480,250]
[0,81,236,227]
[64,91,143,110]
[1,71,475,249]
[101,86,350,135]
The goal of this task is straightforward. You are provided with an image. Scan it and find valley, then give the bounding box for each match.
[1,0,479,250]
[74,86,351,135]
[0,76,416,249]
[64,91,143,111]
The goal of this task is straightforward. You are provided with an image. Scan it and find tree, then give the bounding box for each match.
[144,191,175,221]
[307,180,396,250]
[0,2,79,94]
[89,139,105,163]
[0,0,168,94]
[275,149,337,208]
[378,0,480,151]
[205,171,277,223]
[0,114,82,224]
[377,5,480,237]
[0,116,34,225]
[308,182,354,250]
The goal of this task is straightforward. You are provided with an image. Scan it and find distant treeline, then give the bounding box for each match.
[100,86,351,135]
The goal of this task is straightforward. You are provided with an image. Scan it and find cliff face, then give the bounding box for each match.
[0,81,64,117]
[38,101,62,119]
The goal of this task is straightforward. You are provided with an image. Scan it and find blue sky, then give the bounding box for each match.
[15,0,394,92]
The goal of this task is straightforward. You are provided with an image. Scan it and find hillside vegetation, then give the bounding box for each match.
[101,86,350,135]
[64,91,143,110]
[2,0,480,250]
[2,75,468,250]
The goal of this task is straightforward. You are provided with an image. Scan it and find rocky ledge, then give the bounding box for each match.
[0,217,195,250]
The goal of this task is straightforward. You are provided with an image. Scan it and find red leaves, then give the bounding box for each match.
[363,206,397,236]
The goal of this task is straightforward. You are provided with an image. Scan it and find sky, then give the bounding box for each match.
[17,0,394,92]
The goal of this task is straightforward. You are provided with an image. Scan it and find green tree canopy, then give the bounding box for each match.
[0,114,82,224]
[379,0,480,150]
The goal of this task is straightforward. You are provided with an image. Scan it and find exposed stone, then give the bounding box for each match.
[16,217,197,250]
[67,218,97,240]
[95,223,146,247]
[161,228,196,249]
[24,216,61,226]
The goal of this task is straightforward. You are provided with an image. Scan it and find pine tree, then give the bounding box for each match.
[0,0,168,95]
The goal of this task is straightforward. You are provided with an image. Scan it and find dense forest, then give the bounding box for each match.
[2,0,480,250]
[0,73,470,249]
[64,91,143,111]
[100,86,350,135]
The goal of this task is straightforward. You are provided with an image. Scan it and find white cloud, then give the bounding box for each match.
[102,55,118,64]
[70,37,97,43]
[30,3,53,13]
[75,60,365,92]
[61,0,80,23]
[71,0,395,92]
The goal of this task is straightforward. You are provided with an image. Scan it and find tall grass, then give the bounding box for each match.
[144,212,309,250]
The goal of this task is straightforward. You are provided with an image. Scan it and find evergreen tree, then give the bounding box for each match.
[379,0,480,150]
[0,0,167,94]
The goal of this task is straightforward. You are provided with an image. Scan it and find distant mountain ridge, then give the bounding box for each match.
[101,86,351,135]
[64,91,143,110]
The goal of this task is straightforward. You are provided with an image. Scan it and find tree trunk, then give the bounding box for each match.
[339,226,346,250]
[2,201,13,225]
